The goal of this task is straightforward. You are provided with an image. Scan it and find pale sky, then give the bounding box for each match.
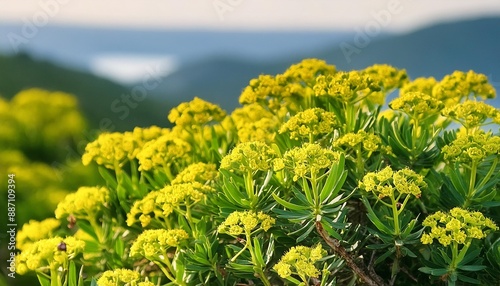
[1,0,500,32]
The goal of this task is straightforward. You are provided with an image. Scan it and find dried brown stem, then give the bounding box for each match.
[316,221,388,286]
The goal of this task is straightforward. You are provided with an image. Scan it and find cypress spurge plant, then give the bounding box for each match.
[14,59,500,286]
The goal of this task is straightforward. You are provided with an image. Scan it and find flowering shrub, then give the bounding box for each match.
[15,59,500,286]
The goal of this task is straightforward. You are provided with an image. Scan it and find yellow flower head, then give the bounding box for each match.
[168,97,226,127]
[283,143,341,181]
[96,269,152,286]
[273,244,326,279]
[171,162,219,185]
[441,100,499,129]
[421,208,498,247]
[127,191,161,227]
[220,141,278,174]
[130,229,189,258]
[433,71,496,103]
[137,134,191,171]
[218,211,275,236]
[359,166,426,199]
[400,77,437,96]
[314,71,381,103]
[156,182,215,217]
[231,103,278,143]
[362,64,408,92]
[279,108,339,140]
[55,186,109,219]
[16,236,85,275]
[334,130,384,153]
[389,92,444,120]
[281,58,336,83]
[441,132,500,163]
[82,127,170,168]
[17,218,60,251]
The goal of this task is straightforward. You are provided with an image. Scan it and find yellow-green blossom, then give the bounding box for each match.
[362,64,408,92]
[55,186,109,219]
[82,127,170,168]
[273,244,326,280]
[282,143,341,181]
[16,236,85,275]
[97,269,154,286]
[334,130,384,153]
[168,97,226,127]
[130,229,189,258]
[433,71,496,103]
[127,191,161,227]
[314,71,381,104]
[220,141,278,174]
[441,100,499,130]
[359,166,426,199]
[137,134,191,171]
[279,108,339,140]
[400,77,437,96]
[441,131,500,163]
[421,208,498,247]
[156,182,215,217]
[218,211,275,236]
[16,218,60,251]
[281,58,336,83]
[231,103,278,143]
[389,92,444,120]
[171,162,219,185]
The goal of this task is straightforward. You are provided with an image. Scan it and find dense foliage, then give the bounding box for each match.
[12,59,500,286]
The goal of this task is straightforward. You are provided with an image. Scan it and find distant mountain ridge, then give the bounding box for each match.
[152,17,500,111]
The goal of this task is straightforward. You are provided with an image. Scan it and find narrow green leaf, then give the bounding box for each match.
[457,265,486,271]
[272,193,309,211]
[36,273,51,286]
[68,260,77,286]
[98,166,118,189]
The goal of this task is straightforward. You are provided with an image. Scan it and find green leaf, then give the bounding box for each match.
[36,273,51,286]
[90,278,98,286]
[375,248,395,264]
[361,197,393,235]
[272,193,309,211]
[98,166,118,189]
[320,220,343,241]
[252,237,265,267]
[457,274,481,284]
[76,221,99,242]
[319,156,347,202]
[68,260,77,286]
[418,267,448,276]
[457,265,486,271]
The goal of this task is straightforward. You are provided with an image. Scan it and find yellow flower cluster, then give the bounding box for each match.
[9,88,87,144]
[421,207,498,247]
[441,100,499,129]
[127,182,214,227]
[220,141,278,174]
[433,71,496,103]
[389,92,444,120]
[231,103,278,143]
[273,244,326,279]
[16,236,85,274]
[171,162,219,185]
[279,143,340,181]
[359,166,426,199]
[239,74,300,105]
[130,229,189,258]
[218,211,275,236]
[55,186,109,219]
[168,97,226,127]
[16,218,60,251]
[279,108,339,140]
[400,77,437,96]
[82,126,170,169]
[333,130,384,153]
[314,71,380,103]
[156,182,214,217]
[441,132,500,163]
[281,58,336,83]
[137,134,191,171]
[362,64,408,92]
[97,269,154,286]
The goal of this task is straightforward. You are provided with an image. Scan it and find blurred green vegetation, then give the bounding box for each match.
[0,90,103,285]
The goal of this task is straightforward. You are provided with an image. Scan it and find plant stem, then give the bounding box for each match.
[316,221,388,286]
[464,160,478,208]
[391,195,400,236]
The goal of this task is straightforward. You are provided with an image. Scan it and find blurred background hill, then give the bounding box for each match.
[1,16,499,131]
